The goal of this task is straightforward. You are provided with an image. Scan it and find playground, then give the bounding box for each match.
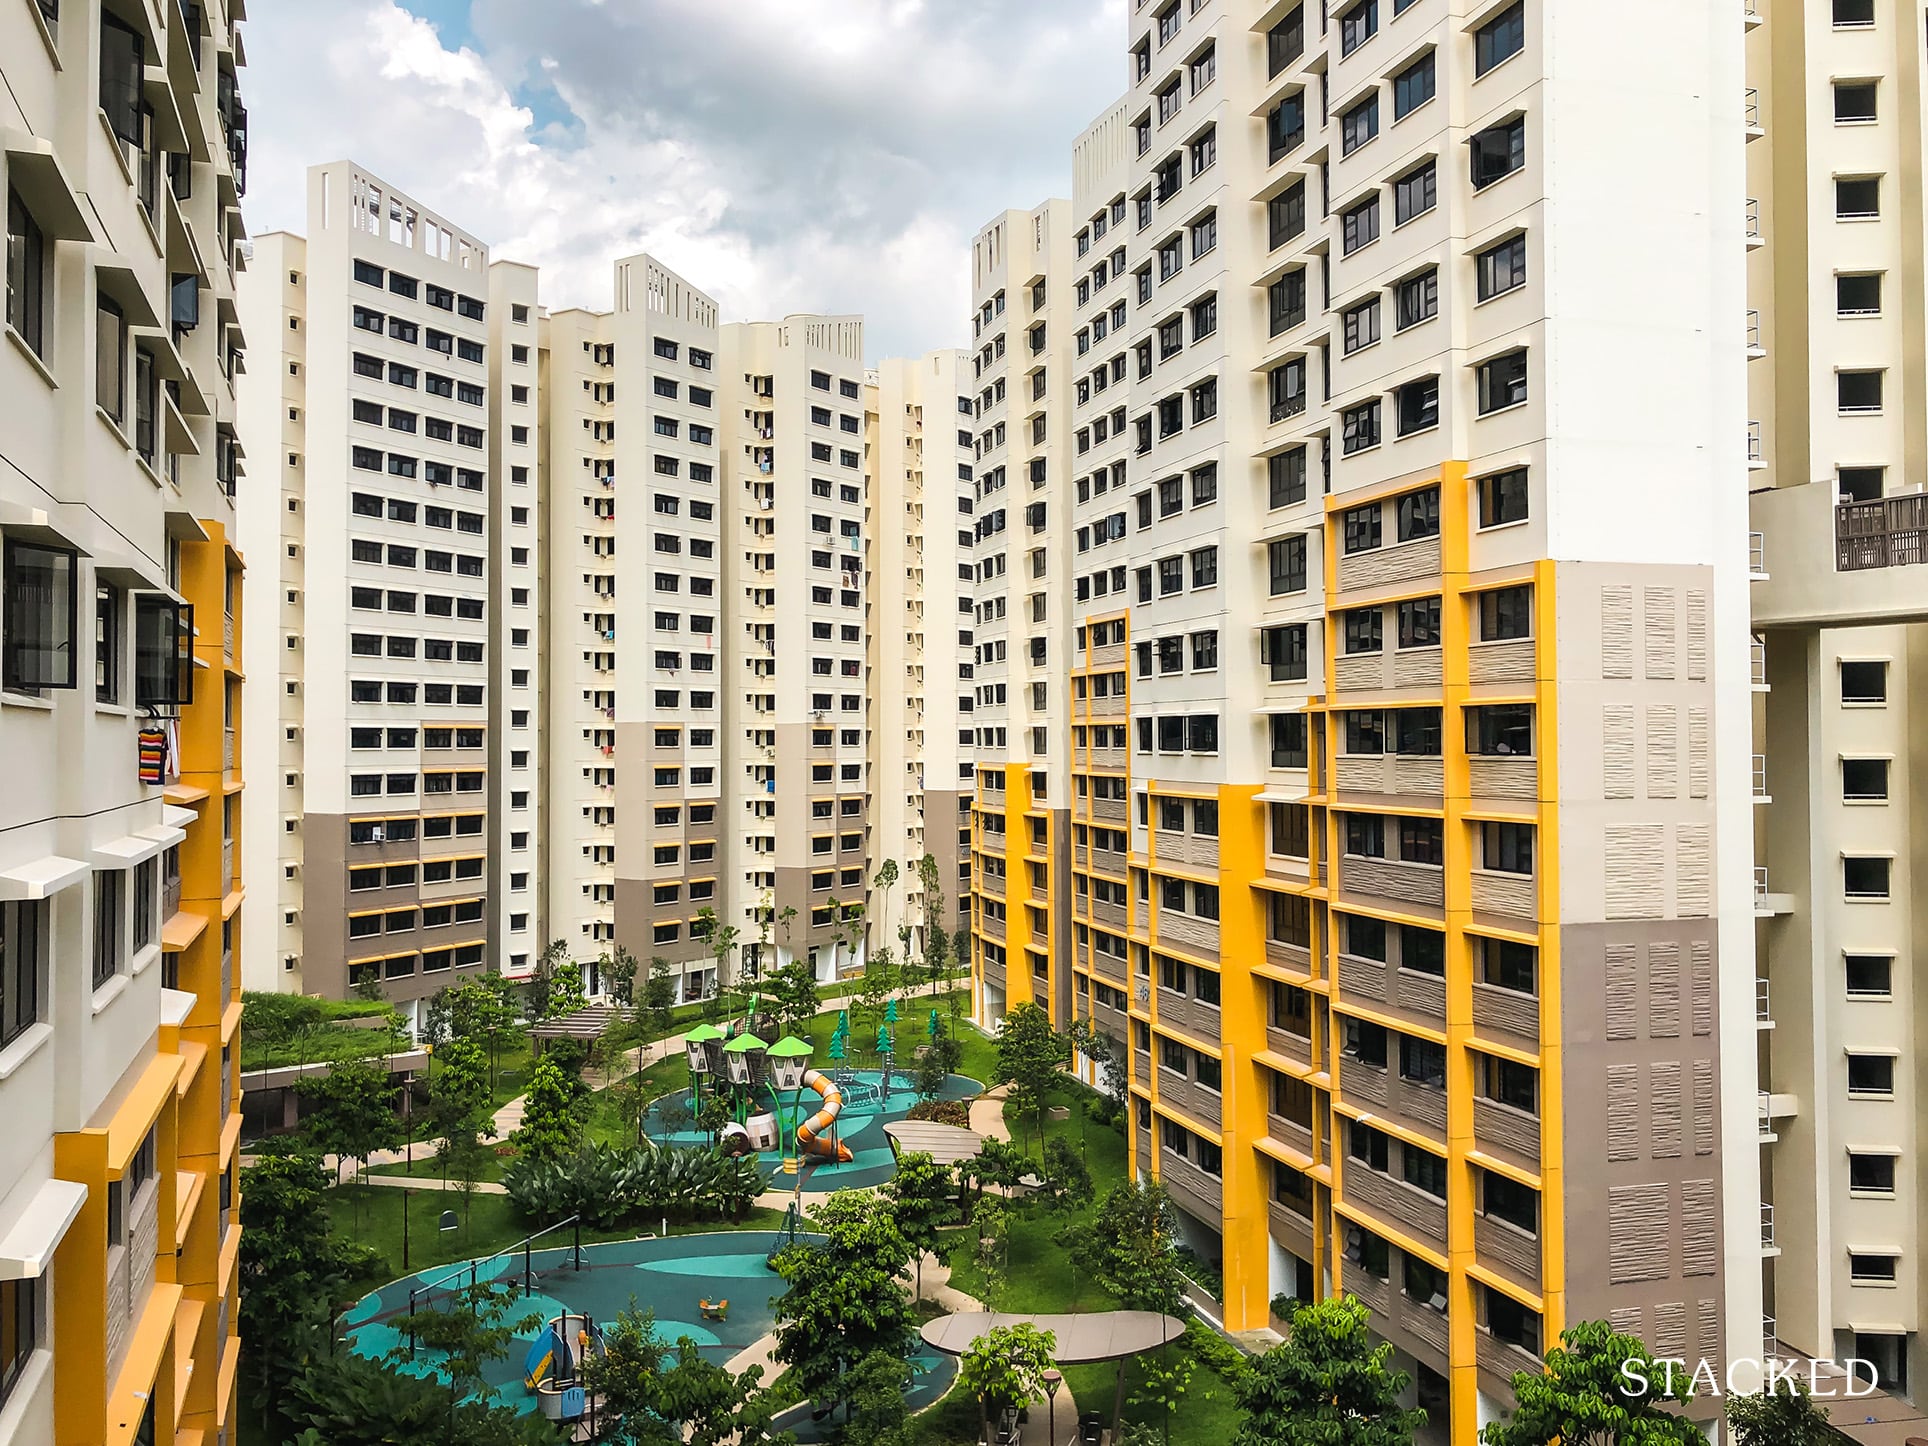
[339,1229,957,1429]
[655,1006,983,1191]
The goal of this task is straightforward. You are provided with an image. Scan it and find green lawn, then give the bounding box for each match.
[934,1081,1246,1443]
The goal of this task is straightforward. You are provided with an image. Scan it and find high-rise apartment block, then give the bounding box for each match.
[1,0,250,1440]
[240,206,983,1005]
[969,0,1768,1433]
[238,165,546,1023]
[1744,0,1928,1405]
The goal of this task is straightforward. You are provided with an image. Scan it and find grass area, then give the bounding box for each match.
[325,1183,786,1298]
[239,994,405,1072]
[933,1081,1245,1442]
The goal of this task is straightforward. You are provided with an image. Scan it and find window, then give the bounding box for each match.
[1344,608,1383,654]
[0,1277,37,1410]
[1849,1153,1897,1194]
[1269,447,1307,507]
[1394,52,1436,119]
[1475,236,1529,307]
[1847,1053,1896,1095]
[1850,1254,1899,1285]
[1834,0,1874,21]
[96,293,127,423]
[92,870,122,989]
[1835,81,1878,123]
[1482,938,1537,994]
[6,190,49,356]
[1341,94,1380,156]
[1270,269,1307,336]
[1836,176,1881,219]
[1479,586,1533,641]
[1479,467,1529,527]
[3,540,80,692]
[1268,537,1308,596]
[1483,821,1534,874]
[1475,2,1525,76]
[1477,349,1529,414]
[1269,181,1306,249]
[1395,376,1439,436]
[1838,370,1884,413]
[1843,856,1891,899]
[1843,758,1889,801]
[1840,659,1887,703]
[1470,116,1526,189]
[1342,196,1381,254]
[1470,703,1532,756]
[1844,954,1892,997]
[1341,400,1380,455]
[1345,506,1381,553]
[1,900,45,1049]
[95,584,122,703]
[1342,299,1380,355]
[1396,268,1438,329]
[1339,0,1378,55]
[1837,273,1882,316]
[1394,160,1436,224]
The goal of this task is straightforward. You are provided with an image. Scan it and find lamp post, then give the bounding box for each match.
[1043,1367,1063,1446]
[767,1036,812,1175]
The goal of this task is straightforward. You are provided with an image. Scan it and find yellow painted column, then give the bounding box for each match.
[1218,782,1270,1330]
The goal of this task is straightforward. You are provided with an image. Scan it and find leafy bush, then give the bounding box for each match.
[1185,1317,1252,1384]
[906,1099,969,1127]
[502,1141,762,1228]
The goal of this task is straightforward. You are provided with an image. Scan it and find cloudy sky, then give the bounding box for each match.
[242,0,1126,359]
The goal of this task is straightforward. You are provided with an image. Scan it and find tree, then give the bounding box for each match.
[1235,1298,1424,1446]
[544,953,587,1021]
[1040,1135,1093,1213]
[842,1350,915,1446]
[581,1306,680,1446]
[285,1348,563,1446]
[772,1189,917,1421]
[1132,1349,1196,1446]
[768,960,821,1039]
[872,858,900,958]
[641,956,677,1038]
[958,1322,1058,1446]
[400,1279,542,1409]
[1727,1376,1841,1446]
[239,1153,360,1436]
[694,907,741,1016]
[513,1055,582,1166]
[445,974,520,1099]
[1480,1320,1704,1446]
[524,938,571,1022]
[1068,1016,1126,1119]
[584,1305,793,1446]
[1060,1180,1187,1316]
[922,912,952,995]
[296,1056,404,1206]
[605,944,640,1009]
[884,1151,957,1298]
[996,1002,1069,1152]
[961,1137,1029,1204]
[661,1338,792,1446]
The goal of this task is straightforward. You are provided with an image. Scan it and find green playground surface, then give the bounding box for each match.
[340,1230,955,1430]
[646,1070,984,1191]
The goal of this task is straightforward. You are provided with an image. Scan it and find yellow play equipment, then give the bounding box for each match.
[699,1298,729,1321]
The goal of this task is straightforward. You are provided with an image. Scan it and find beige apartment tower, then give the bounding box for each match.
[972,0,1765,1435]
[1,0,250,1440]
[238,164,545,1022]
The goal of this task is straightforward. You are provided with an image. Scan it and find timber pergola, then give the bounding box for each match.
[527,1005,627,1054]
[920,1310,1187,1436]
[882,1119,984,1167]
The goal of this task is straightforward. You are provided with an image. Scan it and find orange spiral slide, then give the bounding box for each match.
[796,1069,853,1162]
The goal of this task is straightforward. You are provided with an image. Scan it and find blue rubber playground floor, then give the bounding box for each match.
[645,1070,984,1192]
[341,1230,956,1433]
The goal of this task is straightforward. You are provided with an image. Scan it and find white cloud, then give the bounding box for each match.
[240,0,1125,357]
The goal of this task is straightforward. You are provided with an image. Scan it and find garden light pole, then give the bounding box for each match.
[1043,1368,1062,1446]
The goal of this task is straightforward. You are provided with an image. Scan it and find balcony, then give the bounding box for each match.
[1746,309,1765,358]
[1751,480,1928,628]
[1752,753,1770,804]
[1756,976,1772,1027]
[1747,422,1765,468]
[1760,1201,1777,1254]
[1744,88,1764,138]
[1745,198,1763,249]
[1753,866,1792,917]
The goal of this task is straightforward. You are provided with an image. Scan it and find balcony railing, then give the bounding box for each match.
[1836,494,1928,572]
[1747,423,1765,467]
[1757,1091,1773,1137]
[1271,395,1307,424]
[1751,633,1768,688]
[1749,530,1767,573]
[1744,88,1762,130]
[1746,309,1763,352]
[1745,197,1762,243]
[1752,753,1769,799]
[1761,1202,1776,1249]
[1757,976,1771,1022]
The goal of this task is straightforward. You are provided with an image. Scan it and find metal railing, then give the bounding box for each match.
[1751,633,1768,687]
[1757,1091,1773,1137]
[1753,866,1771,905]
[1744,88,1762,129]
[1761,1202,1775,1248]
[1836,493,1928,572]
[1747,423,1765,466]
[1749,530,1767,573]
[1746,309,1762,350]
[1746,197,1762,241]
[1757,977,1771,1021]
[1752,753,1769,798]
[1763,1315,1780,1357]
[223,611,234,659]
